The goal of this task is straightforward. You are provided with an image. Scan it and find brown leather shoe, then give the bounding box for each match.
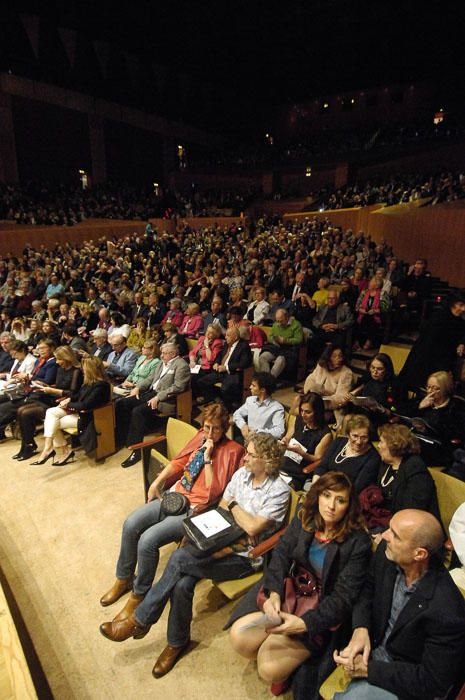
[100,577,133,607]
[113,592,145,622]
[152,642,190,678]
[99,613,150,642]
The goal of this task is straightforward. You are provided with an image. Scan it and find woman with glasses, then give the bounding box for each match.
[312,415,380,493]
[99,403,244,623]
[113,339,160,397]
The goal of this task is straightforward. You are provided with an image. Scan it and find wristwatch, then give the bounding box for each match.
[228,500,238,511]
[204,459,212,464]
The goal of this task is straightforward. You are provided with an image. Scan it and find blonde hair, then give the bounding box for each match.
[428,371,453,399]
[82,356,108,384]
[54,345,80,368]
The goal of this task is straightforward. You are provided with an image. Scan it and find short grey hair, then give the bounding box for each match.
[161,341,179,355]
[92,328,108,339]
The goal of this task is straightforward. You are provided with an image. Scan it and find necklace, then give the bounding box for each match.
[380,464,396,488]
[334,442,351,463]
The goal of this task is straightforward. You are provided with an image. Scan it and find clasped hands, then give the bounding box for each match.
[333,627,370,678]
[262,593,307,636]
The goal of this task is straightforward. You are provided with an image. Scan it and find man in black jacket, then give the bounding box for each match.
[333,509,465,700]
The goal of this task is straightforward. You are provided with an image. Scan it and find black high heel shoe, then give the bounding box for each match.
[30,450,56,465]
[52,450,75,467]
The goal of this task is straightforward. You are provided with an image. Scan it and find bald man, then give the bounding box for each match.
[331,509,465,700]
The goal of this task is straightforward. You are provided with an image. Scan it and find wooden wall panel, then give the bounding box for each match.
[285,204,465,287]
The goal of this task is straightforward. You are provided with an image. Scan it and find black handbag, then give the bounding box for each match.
[160,491,189,516]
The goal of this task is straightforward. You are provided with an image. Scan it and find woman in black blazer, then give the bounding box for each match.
[229,471,371,694]
[376,423,439,521]
[32,356,111,466]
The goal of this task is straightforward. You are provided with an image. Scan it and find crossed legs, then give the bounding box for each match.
[230,612,310,682]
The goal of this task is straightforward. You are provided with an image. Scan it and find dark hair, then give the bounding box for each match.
[62,323,78,337]
[299,471,366,541]
[318,343,347,371]
[369,353,394,382]
[299,392,326,428]
[10,339,28,355]
[252,372,276,396]
[447,291,465,309]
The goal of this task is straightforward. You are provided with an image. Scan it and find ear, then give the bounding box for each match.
[413,546,429,562]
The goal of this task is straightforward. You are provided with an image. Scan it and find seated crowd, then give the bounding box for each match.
[0,213,464,698]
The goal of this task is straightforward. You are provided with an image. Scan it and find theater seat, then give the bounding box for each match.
[130,417,198,499]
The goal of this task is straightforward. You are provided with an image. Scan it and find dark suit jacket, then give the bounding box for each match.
[312,303,354,331]
[353,541,465,700]
[217,339,252,375]
[90,341,112,362]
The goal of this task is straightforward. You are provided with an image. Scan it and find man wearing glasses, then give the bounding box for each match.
[100,432,290,678]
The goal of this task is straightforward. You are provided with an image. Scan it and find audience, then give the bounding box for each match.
[100,432,290,679]
[229,471,371,696]
[313,415,381,493]
[0,199,464,695]
[116,342,190,467]
[259,308,303,379]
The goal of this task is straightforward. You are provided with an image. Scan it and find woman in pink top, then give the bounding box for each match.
[189,324,224,397]
[179,303,203,338]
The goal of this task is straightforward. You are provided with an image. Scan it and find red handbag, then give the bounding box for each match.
[256,560,320,618]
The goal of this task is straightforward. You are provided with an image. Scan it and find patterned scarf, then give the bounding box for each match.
[179,446,206,492]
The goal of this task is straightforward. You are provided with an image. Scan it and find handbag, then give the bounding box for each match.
[160,491,189,516]
[256,560,320,618]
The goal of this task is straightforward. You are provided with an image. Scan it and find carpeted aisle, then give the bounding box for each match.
[0,437,291,699]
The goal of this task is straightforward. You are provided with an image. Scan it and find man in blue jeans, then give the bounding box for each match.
[100,433,290,679]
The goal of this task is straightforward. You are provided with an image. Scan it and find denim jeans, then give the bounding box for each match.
[135,547,254,647]
[334,680,398,699]
[115,500,188,596]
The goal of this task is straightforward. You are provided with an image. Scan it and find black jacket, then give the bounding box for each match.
[217,339,252,374]
[227,511,371,654]
[377,454,440,520]
[69,380,111,454]
[353,541,465,700]
[262,513,371,649]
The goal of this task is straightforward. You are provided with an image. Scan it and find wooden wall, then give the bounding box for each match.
[285,203,465,287]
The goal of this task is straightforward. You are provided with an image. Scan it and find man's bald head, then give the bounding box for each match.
[402,509,444,553]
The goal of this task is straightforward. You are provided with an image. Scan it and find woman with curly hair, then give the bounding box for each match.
[228,471,371,696]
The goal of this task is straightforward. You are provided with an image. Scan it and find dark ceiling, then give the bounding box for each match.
[7,0,465,135]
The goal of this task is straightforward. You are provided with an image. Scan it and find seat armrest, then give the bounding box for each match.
[303,458,321,475]
[249,527,287,558]
[129,434,167,450]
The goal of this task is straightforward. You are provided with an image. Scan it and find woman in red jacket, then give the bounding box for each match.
[100,402,244,621]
